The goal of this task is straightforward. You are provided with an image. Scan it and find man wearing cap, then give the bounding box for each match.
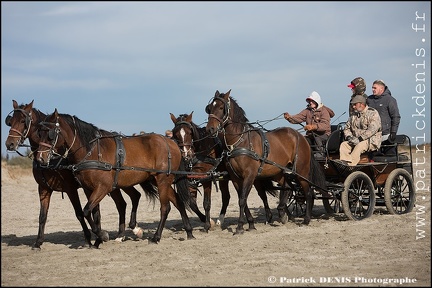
[284,91,335,152]
[367,79,401,146]
[338,95,382,166]
[347,77,368,116]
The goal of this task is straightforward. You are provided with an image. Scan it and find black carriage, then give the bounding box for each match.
[288,123,416,221]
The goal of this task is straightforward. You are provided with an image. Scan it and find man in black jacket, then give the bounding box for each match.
[367,79,401,154]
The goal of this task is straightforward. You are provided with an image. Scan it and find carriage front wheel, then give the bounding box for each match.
[384,168,415,215]
[323,196,343,214]
[341,171,376,221]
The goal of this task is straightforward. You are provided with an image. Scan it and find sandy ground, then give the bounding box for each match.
[1,153,430,287]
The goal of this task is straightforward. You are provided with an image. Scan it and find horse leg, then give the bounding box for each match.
[299,181,313,225]
[32,186,53,250]
[82,188,111,248]
[188,182,206,223]
[120,186,144,239]
[235,179,254,235]
[253,181,273,224]
[108,188,127,242]
[64,188,93,248]
[202,182,213,232]
[173,189,195,240]
[277,180,293,224]
[151,182,195,243]
[244,202,256,231]
[216,179,230,227]
[150,195,171,244]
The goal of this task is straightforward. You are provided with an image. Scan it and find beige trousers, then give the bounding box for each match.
[339,140,369,166]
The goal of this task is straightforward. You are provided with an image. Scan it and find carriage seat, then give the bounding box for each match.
[309,124,344,159]
[326,128,343,155]
[371,134,409,163]
[325,128,375,163]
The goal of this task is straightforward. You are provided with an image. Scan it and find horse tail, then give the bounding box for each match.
[259,178,279,198]
[174,157,192,212]
[309,155,327,192]
[138,181,159,205]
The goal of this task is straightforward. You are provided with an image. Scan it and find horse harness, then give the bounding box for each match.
[69,133,177,190]
[42,123,178,190]
[208,95,301,178]
[224,126,301,179]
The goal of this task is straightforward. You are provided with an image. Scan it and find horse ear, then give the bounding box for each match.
[170,113,177,124]
[12,100,18,109]
[54,109,59,119]
[215,90,220,97]
[25,100,34,112]
[223,90,231,100]
[186,111,193,123]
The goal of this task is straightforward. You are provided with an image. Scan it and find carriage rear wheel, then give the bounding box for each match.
[384,168,415,214]
[341,171,376,221]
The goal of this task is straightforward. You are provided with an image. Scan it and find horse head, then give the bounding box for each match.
[170,111,195,160]
[205,89,232,136]
[35,109,73,166]
[5,100,35,151]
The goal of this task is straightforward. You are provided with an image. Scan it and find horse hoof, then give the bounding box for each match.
[149,235,160,244]
[133,227,144,238]
[148,238,159,244]
[280,214,288,224]
[100,230,110,242]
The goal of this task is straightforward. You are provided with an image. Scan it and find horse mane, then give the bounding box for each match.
[217,93,250,124]
[60,113,101,152]
[16,103,46,123]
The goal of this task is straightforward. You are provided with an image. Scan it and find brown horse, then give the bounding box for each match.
[34,109,194,244]
[205,90,327,234]
[170,112,278,232]
[5,100,147,249]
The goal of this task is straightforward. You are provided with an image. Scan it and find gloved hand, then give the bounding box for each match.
[389,132,396,143]
[348,137,360,145]
[283,112,295,124]
[304,124,317,131]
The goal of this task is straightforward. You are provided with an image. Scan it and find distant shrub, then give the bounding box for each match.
[5,156,33,168]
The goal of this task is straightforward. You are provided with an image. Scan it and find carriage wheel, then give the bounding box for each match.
[286,189,306,217]
[322,196,343,214]
[341,171,376,220]
[384,168,415,215]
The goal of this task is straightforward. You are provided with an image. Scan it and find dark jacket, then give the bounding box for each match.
[367,87,401,135]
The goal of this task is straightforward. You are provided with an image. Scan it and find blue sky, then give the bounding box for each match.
[2,1,431,158]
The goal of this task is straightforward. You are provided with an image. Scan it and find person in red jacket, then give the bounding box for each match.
[284,91,335,152]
